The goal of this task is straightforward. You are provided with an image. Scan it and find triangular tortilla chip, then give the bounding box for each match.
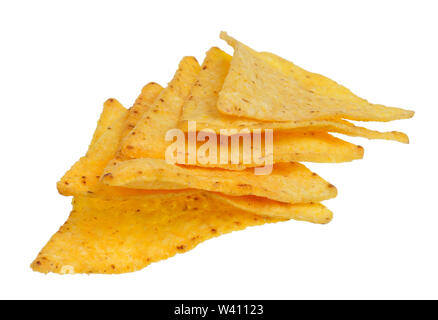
[121,82,163,138]
[179,46,409,143]
[89,98,127,147]
[102,159,337,204]
[57,98,129,197]
[218,32,414,123]
[119,56,201,159]
[57,87,175,198]
[31,194,289,274]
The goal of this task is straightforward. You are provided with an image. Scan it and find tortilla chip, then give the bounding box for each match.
[102,159,337,203]
[120,82,163,138]
[179,47,409,143]
[31,193,333,274]
[89,98,127,147]
[57,98,129,196]
[211,193,333,224]
[180,47,232,125]
[260,52,376,104]
[31,194,286,274]
[120,57,201,159]
[54,107,193,204]
[270,131,364,163]
[218,32,414,122]
[182,131,364,169]
[58,82,183,197]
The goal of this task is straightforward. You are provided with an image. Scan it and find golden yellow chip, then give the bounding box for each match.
[102,159,337,204]
[269,131,364,163]
[120,57,201,159]
[58,98,129,197]
[181,131,364,168]
[31,194,286,274]
[180,47,232,125]
[89,98,127,147]
[210,193,333,224]
[120,82,163,138]
[57,83,196,198]
[218,32,414,122]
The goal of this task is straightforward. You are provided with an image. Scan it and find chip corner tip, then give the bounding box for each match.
[142,82,162,91]
[103,97,117,105]
[328,183,338,197]
[30,259,44,274]
[324,215,334,225]
[356,144,365,158]
[219,31,236,47]
[56,180,69,196]
[394,132,410,144]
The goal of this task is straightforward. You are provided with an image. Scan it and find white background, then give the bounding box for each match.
[1,0,437,300]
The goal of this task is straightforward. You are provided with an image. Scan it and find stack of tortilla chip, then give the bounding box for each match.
[32,32,413,274]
